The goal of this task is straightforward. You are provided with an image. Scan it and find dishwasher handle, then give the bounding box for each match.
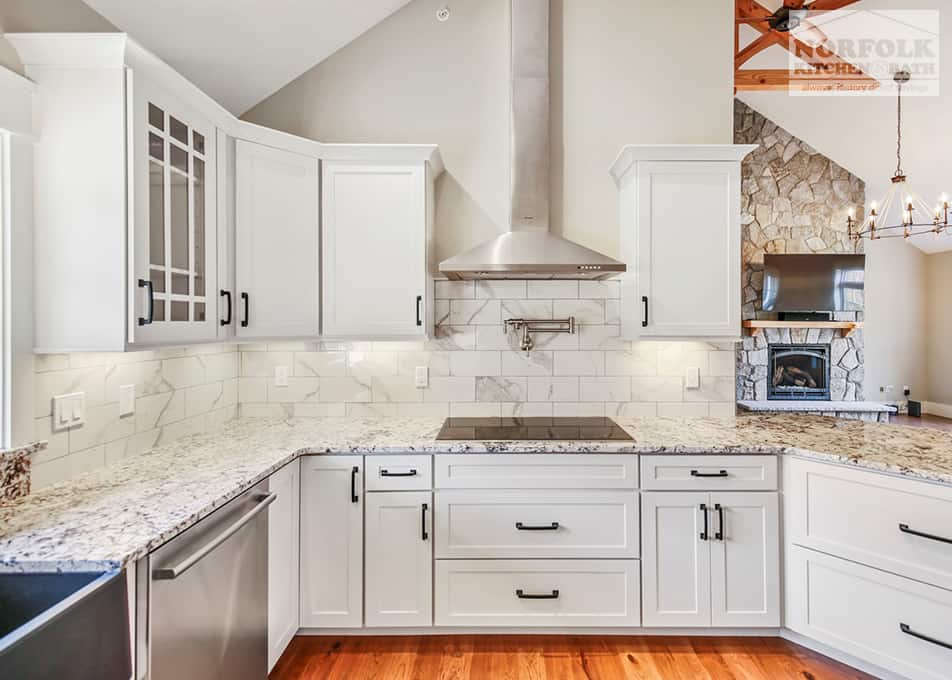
[152,492,276,581]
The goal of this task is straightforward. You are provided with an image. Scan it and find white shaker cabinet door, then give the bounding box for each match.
[365,491,433,627]
[299,456,363,628]
[235,139,320,338]
[709,491,780,627]
[322,163,428,338]
[267,460,300,670]
[640,491,711,627]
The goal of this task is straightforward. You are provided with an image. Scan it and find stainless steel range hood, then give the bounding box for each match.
[438,0,626,281]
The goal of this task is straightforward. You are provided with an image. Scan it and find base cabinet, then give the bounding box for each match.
[300,456,363,628]
[267,460,300,671]
[365,491,433,627]
[641,491,779,628]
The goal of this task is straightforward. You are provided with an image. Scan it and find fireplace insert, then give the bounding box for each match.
[768,344,831,401]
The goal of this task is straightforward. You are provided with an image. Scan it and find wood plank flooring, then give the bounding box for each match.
[269,635,875,680]
[891,413,952,432]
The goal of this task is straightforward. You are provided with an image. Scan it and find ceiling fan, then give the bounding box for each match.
[736,0,850,33]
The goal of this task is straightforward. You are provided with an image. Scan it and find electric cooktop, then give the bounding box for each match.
[435,417,634,441]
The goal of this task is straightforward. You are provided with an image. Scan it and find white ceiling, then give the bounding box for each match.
[81,0,411,115]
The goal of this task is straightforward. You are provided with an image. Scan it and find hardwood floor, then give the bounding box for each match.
[269,635,875,680]
[891,413,952,432]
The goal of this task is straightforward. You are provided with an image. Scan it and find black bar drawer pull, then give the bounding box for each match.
[380,468,417,478]
[515,522,560,531]
[691,470,729,478]
[416,295,423,327]
[699,503,708,541]
[240,292,250,328]
[138,279,154,326]
[899,523,952,546]
[516,589,559,600]
[219,289,232,326]
[350,466,359,503]
[641,296,649,327]
[900,623,952,651]
[421,503,429,541]
[714,503,724,541]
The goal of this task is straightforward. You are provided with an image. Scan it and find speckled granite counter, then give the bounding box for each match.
[0,442,45,502]
[1,415,950,572]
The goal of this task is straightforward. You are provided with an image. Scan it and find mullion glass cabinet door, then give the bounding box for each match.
[133,76,217,345]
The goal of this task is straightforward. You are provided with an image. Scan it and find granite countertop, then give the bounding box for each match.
[1,414,951,572]
[0,442,46,502]
[738,400,894,413]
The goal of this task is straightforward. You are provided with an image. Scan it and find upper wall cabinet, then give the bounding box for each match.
[611,145,756,342]
[322,161,437,339]
[10,34,227,351]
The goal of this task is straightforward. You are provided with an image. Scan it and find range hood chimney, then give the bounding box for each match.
[439,0,626,280]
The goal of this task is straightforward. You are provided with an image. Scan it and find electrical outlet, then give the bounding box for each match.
[685,367,701,390]
[415,366,429,388]
[52,392,85,431]
[119,384,135,417]
[275,365,289,387]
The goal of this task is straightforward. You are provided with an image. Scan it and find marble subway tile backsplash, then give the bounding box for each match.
[33,344,239,489]
[239,280,737,419]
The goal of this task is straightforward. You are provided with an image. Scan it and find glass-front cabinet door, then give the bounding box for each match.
[130,73,218,344]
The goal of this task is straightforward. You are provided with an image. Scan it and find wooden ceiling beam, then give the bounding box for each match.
[734,68,879,91]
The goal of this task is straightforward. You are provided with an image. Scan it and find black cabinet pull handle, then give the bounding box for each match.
[714,503,724,541]
[641,296,649,327]
[900,623,952,651]
[138,279,154,326]
[516,589,559,600]
[899,523,952,546]
[240,292,250,328]
[699,503,708,541]
[416,295,423,327]
[220,290,232,326]
[515,522,560,531]
[380,469,417,478]
[691,470,729,478]
[421,503,429,541]
[350,466,359,503]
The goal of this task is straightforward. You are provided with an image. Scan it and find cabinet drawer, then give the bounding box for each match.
[785,457,952,591]
[435,559,640,627]
[435,454,638,489]
[786,546,952,680]
[365,455,432,491]
[435,490,639,559]
[640,455,777,491]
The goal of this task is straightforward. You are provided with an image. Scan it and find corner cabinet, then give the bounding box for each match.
[321,162,436,339]
[11,34,224,351]
[611,145,756,342]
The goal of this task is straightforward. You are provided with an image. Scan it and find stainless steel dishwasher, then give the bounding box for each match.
[137,480,274,680]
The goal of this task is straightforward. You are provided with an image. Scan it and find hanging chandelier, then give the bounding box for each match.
[847,71,949,241]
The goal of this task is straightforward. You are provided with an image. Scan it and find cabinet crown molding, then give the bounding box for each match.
[611,144,759,185]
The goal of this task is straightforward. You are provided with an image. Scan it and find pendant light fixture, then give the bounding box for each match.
[847,71,949,241]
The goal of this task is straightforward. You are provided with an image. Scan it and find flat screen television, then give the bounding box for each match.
[762,254,865,313]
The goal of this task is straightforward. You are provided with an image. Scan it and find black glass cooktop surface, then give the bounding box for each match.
[435,417,634,441]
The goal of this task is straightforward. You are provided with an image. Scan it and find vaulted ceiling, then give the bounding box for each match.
[81,0,411,114]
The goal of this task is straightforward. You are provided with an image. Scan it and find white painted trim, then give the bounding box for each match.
[5,33,127,68]
[610,144,759,185]
[779,629,905,680]
[923,401,952,419]
[0,67,35,137]
[299,626,780,637]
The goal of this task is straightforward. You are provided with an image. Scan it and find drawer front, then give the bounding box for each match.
[786,546,952,680]
[641,455,777,491]
[435,454,638,489]
[785,457,952,591]
[435,559,640,627]
[365,455,432,491]
[435,489,639,559]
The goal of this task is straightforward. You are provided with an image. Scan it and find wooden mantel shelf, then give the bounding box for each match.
[742,320,863,339]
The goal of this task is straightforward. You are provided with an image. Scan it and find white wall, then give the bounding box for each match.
[863,238,927,401]
[243,0,735,262]
[925,251,952,406]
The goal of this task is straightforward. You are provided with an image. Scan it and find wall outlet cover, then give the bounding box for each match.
[415,366,429,388]
[685,367,701,390]
[275,365,290,387]
[119,384,135,417]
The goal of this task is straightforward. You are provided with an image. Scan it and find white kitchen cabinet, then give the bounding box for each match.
[641,491,779,627]
[12,34,224,351]
[267,460,300,671]
[321,162,434,339]
[300,456,363,628]
[365,491,432,627]
[611,146,756,341]
[235,140,320,338]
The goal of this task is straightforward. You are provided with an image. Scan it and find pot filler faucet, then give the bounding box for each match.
[504,317,576,353]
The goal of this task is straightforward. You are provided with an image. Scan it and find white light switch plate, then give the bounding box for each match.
[415,366,429,388]
[119,384,135,417]
[52,392,85,431]
[275,365,290,387]
[685,367,701,390]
